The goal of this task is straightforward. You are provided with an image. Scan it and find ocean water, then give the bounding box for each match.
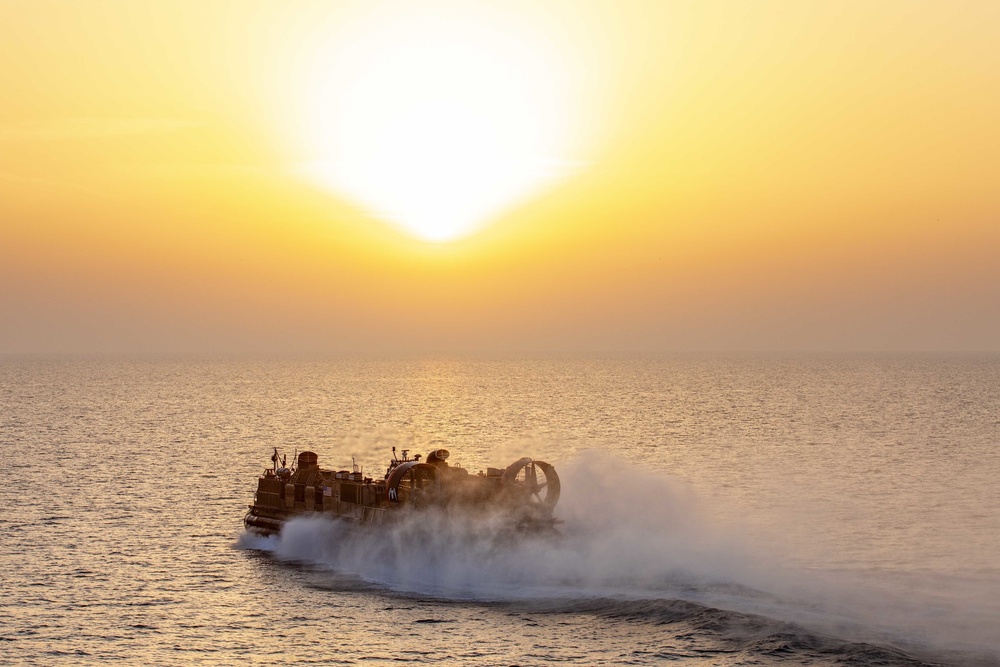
[1,356,998,666]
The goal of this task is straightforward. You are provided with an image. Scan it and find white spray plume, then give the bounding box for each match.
[241,451,1000,661]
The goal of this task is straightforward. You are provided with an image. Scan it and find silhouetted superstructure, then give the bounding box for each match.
[244,447,560,535]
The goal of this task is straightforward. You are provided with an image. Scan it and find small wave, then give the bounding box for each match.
[512,597,938,667]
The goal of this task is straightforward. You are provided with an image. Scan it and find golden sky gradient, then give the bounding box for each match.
[2,0,998,354]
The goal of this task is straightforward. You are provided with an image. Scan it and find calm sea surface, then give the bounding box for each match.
[2,356,998,666]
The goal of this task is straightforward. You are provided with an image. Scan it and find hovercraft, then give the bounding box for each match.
[244,447,560,536]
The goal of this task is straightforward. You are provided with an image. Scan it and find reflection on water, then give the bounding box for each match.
[1,356,998,665]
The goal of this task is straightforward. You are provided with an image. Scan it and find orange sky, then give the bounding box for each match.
[2,0,998,354]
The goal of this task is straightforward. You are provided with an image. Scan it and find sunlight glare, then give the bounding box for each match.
[303,12,580,242]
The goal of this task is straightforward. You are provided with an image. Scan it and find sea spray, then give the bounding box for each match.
[246,451,1000,663]
[258,451,776,600]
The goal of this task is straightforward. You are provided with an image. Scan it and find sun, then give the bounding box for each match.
[301,10,581,242]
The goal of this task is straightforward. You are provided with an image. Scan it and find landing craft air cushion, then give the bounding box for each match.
[244,448,560,535]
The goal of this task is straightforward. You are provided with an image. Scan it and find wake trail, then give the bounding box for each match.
[236,452,1000,664]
